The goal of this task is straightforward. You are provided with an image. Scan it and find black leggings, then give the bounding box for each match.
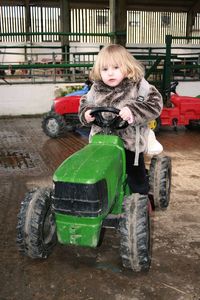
[125,149,149,195]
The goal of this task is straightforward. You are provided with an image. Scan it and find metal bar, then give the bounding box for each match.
[3,7,7,42]
[41,6,43,42]
[171,36,200,39]
[171,64,200,70]
[0,63,93,70]
[163,34,172,94]
[0,31,114,37]
[0,7,4,41]
[0,45,63,49]
[145,56,163,78]
[16,6,20,37]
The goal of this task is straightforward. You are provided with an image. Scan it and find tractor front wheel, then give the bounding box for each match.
[16,187,57,258]
[119,194,151,272]
[42,111,67,138]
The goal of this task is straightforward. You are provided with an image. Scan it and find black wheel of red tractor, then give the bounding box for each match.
[149,155,172,210]
[42,111,66,138]
[16,187,57,258]
[119,194,151,272]
[185,120,200,130]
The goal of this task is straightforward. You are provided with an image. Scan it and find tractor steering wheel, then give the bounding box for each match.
[90,107,129,130]
[165,81,178,95]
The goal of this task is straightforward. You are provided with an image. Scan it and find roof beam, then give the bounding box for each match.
[188,0,200,12]
[0,0,200,12]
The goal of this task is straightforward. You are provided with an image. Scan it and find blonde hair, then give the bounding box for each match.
[91,44,144,82]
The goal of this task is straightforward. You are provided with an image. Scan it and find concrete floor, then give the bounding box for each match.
[0,117,200,300]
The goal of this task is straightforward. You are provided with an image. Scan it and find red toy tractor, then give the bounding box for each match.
[42,81,200,138]
[42,82,90,138]
[152,81,200,132]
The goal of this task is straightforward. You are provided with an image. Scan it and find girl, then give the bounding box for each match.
[79,44,163,195]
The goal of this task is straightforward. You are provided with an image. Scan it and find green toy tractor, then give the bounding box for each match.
[16,107,171,272]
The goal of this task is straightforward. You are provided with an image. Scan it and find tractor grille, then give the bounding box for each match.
[52,180,108,217]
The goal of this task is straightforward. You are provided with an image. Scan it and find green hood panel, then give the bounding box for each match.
[53,135,125,185]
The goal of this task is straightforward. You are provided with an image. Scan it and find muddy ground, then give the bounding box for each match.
[0,117,199,300]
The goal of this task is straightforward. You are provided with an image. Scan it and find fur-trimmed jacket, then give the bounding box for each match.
[79,77,163,156]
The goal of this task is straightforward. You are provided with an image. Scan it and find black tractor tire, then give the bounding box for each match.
[16,187,57,258]
[42,111,67,138]
[149,155,172,210]
[119,194,151,272]
[185,120,200,130]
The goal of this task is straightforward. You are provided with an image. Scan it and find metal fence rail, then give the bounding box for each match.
[0,34,200,99]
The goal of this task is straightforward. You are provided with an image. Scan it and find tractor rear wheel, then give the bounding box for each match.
[185,120,200,130]
[119,194,151,272]
[16,187,57,258]
[149,155,172,210]
[42,111,66,138]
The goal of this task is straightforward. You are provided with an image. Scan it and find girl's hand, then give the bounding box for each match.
[84,109,95,123]
[119,106,134,124]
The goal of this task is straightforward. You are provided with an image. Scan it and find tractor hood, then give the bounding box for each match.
[53,135,125,185]
[53,135,126,215]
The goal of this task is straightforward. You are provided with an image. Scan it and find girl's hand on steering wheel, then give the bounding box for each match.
[119,106,134,124]
[84,109,95,123]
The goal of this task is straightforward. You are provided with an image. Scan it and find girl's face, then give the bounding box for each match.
[100,65,125,87]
